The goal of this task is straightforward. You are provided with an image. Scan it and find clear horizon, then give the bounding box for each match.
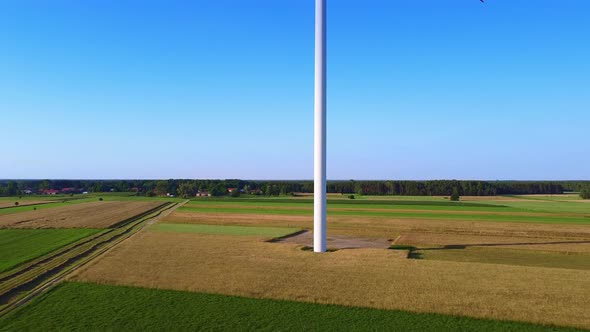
[2,1,589,180]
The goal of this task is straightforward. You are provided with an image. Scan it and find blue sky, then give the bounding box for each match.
[1,0,588,180]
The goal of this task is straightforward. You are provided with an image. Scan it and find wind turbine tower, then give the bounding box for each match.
[314,0,327,253]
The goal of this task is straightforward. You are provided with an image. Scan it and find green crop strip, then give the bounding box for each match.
[0,282,581,332]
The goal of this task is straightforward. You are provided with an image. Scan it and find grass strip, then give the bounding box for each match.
[185,200,525,213]
[191,197,505,208]
[419,247,590,270]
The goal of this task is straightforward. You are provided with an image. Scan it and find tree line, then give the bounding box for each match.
[1,179,588,198]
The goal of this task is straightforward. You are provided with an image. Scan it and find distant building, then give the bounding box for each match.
[196,191,211,197]
[42,189,59,195]
[227,188,237,193]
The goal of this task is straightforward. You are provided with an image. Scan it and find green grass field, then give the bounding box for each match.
[190,195,590,215]
[150,223,300,238]
[178,205,590,225]
[2,194,588,330]
[190,197,506,209]
[419,247,590,270]
[0,282,582,332]
[0,229,101,272]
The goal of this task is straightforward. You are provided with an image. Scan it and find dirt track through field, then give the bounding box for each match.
[0,201,163,229]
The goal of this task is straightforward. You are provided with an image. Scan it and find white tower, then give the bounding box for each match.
[314,0,327,253]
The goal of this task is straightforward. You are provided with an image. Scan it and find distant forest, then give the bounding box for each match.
[0,179,589,198]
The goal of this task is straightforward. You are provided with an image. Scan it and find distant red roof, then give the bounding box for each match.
[42,189,60,194]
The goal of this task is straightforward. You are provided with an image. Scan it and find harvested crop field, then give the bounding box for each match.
[71,230,590,329]
[150,223,300,238]
[0,201,165,229]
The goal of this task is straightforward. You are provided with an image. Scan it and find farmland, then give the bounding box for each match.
[1,194,589,330]
[0,200,165,228]
[150,223,301,237]
[0,196,178,315]
[0,199,92,216]
[69,229,590,329]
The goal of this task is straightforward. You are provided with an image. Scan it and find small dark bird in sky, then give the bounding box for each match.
[480,0,485,2]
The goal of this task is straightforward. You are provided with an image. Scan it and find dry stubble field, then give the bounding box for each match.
[0,200,164,228]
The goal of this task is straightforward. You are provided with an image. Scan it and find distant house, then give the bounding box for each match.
[249,189,263,195]
[61,187,76,193]
[196,191,211,197]
[42,189,60,195]
[23,189,33,195]
[227,188,237,193]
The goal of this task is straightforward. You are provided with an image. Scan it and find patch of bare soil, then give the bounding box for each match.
[275,230,391,249]
[0,201,164,229]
